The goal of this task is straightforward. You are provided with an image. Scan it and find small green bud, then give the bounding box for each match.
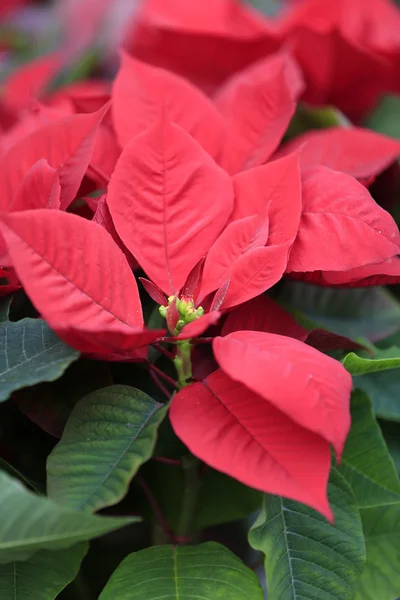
[159,305,167,318]
[197,306,204,317]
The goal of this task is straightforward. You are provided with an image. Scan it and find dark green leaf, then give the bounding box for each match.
[380,420,400,473]
[0,544,88,600]
[99,542,264,600]
[366,95,400,140]
[0,296,12,322]
[278,281,400,341]
[355,504,400,600]
[286,104,350,139]
[0,470,136,563]
[343,346,400,375]
[340,390,400,507]
[47,385,167,512]
[0,319,79,402]
[249,469,366,600]
[354,369,400,422]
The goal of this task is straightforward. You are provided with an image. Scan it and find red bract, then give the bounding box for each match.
[278,0,400,119]
[214,51,303,174]
[170,369,333,519]
[0,105,109,210]
[112,51,223,159]
[287,166,400,274]
[277,127,400,181]
[107,112,234,295]
[213,330,352,458]
[0,210,161,359]
[125,0,280,91]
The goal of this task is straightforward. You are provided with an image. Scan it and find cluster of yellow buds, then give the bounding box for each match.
[159,296,204,335]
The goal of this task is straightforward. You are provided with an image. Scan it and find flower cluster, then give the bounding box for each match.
[1,0,400,521]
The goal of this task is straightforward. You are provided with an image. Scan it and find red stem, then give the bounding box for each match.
[149,369,170,400]
[148,363,177,388]
[151,342,175,360]
[192,337,213,344]
[153,456,182,466]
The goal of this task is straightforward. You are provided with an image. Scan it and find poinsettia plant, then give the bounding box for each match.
[0,0,400,599]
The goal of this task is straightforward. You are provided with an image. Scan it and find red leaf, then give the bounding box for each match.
[170,369,332,519]
[232,153,302,246]
[0,105,109,211]
[172,311,221,341]
[213,330,352,457]
[214,52,303,174]
[2,52,62,114]
[107,112,234,294]
[112,52,224,159]
[289,257,400,287]
[277,127,400,180]
[287,167,400,273]
[210,278,230,312]
[222,294,308,340]
[139,278,167,305]
[12,159,61,212]
[200,214,270,301]
[0,210,146,356]
[126,0,279,90]
[180,257,205,300]
[92,195,137,269]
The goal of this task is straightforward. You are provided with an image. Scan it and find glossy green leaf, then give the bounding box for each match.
[47,385,167,512]
[0,543,88,600]
[340,390,400,507]
[343,346,400,375]
[278,282,400,341]
[380,421,400,473]
[249,469,366,600]
[355,504,400,600]
[0,470,135,563]
[99,542,264,600]
[0,318,79,402]
[354,369,400,422]
[366,95,400,140]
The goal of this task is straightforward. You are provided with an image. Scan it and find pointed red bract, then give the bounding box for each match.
[200,214,269,300]
[12,160,61,212]
[2,53,62,114]
[170,369,332,519]
[172,312,221,341]
[287,167,400,273]
[277,127,400,180]
[139,278,168,306]
[291,257,400,287]
[0,210,146,357]
[214,52,303,174]
[0,106,109,211]
[112,52,223,159]
[213,331,352,457]
[180,257,205,300]
[107,113,234,295]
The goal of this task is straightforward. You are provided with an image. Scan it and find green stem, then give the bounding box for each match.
[174,340,193,388]
[176,456,202,540]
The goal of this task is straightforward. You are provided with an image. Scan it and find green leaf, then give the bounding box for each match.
[99,542,264,600]
[343,346,400,375]
[0,318,79,402]
[340,390,400,507]
[47,385,167,512]
[0,544,88,600]
[366,95,400,139]
[249,469,366,600]
[286,104,350,139]
[354,369,400,422]
[0,470,136,563]
[355,504,400,600]
[277,282,400,341]
[380,420,400,473]
[0,296,12,322]
[247,0,280,15]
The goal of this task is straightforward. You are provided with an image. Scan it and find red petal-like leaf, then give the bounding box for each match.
[0,105,109,211]
[214,52,303,174]
[2,52,62,113]
[0,210,145,355]
[210,278,230,311]
[112,51,224,159]
[293,257,400,287]
[222,294,308,339]
[12,159,61,212]
[139,278,167,305]
[107,113,234,294]
[200,214,269,300]
[232,153,302,246]
[287,167,400,273]
[213,330,352,457]
[277,127,400,180]
[170,369,332,519]
[180,257,205,300]
[172,311,221,341]
[92,195,137,269]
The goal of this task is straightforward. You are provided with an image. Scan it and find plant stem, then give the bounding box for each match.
[174,340,193,388]
[176,456,202,540]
